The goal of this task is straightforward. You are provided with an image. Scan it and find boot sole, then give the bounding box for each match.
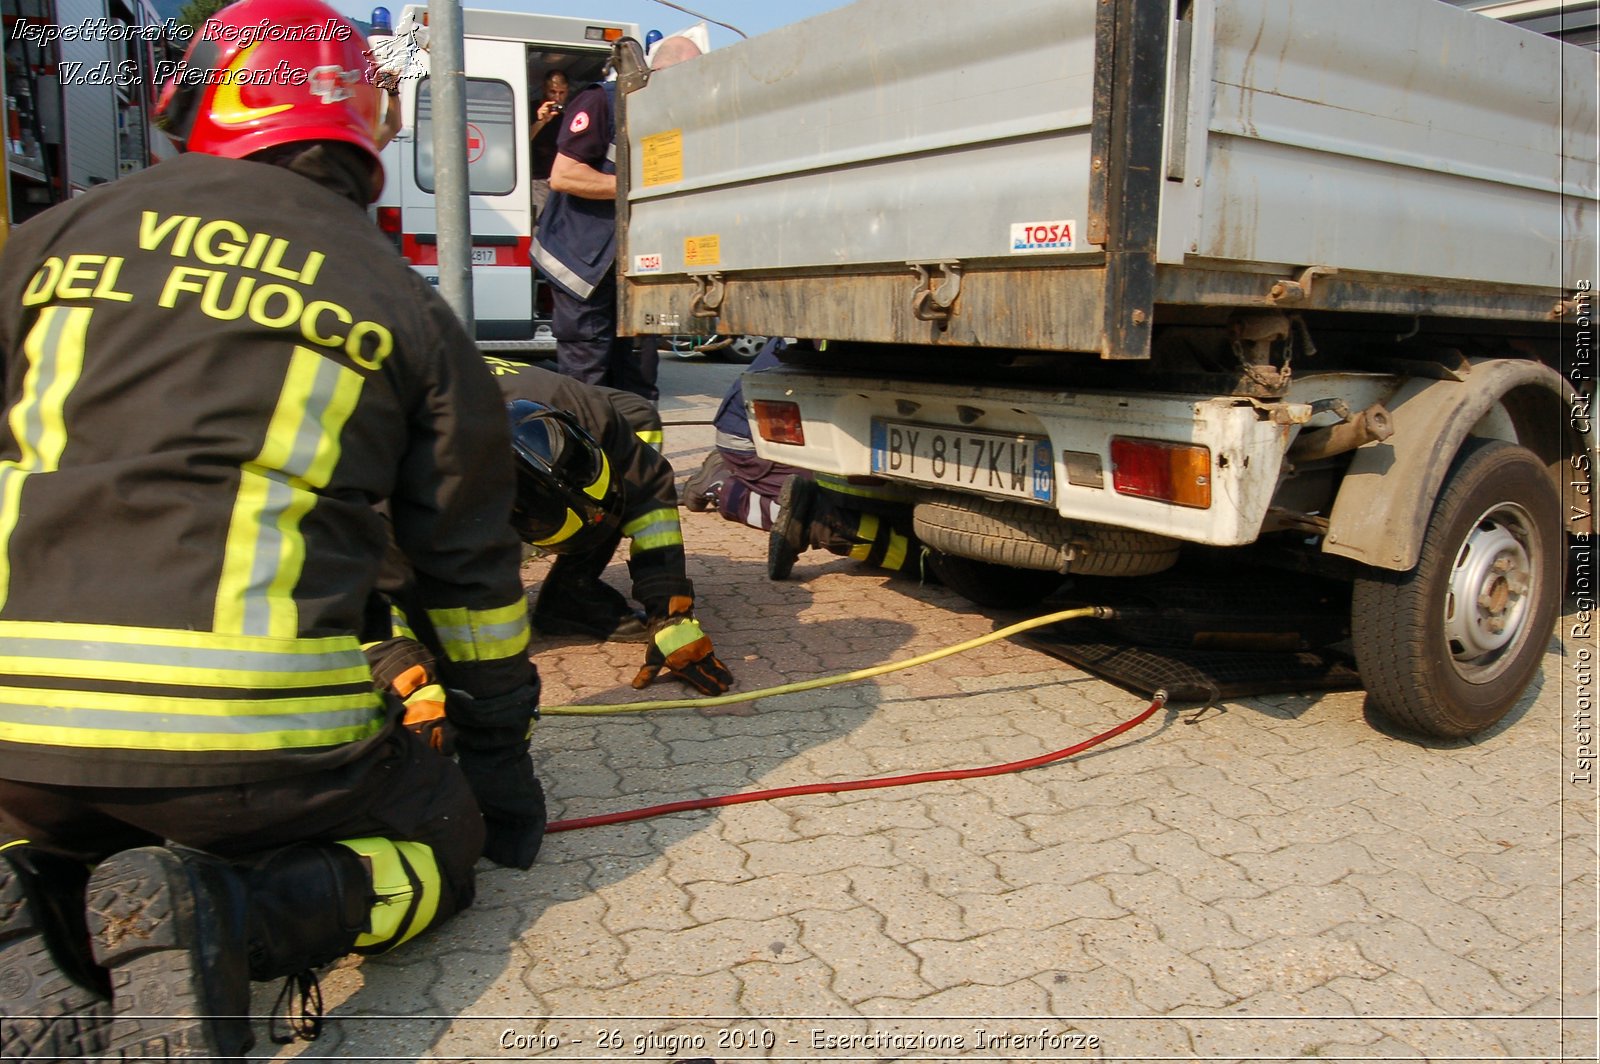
[86,848,252,1062]
[0,859,110,1060]
[767,476,813,581]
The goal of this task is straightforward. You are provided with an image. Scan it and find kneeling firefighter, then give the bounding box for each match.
[0,1,542,1059]
[503,390,734,696]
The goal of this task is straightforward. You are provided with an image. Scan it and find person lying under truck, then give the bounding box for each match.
[683,339,928,582]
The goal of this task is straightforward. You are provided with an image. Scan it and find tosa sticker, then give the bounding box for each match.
[633,253,663,274]
[1010,220,1076,254]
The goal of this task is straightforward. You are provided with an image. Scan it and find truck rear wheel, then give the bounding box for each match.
[923,551,1066,609]
[912,492,1180,577]
[1351,440,1561,738]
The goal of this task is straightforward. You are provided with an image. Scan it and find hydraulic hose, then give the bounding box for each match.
[547,690,1166,833]
[541,606,1112,716]
[538,605,1167,834]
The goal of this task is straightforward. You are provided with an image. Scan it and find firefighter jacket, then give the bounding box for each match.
[484,358,691,614]
[0,153,531,789]
[529,82,617,302]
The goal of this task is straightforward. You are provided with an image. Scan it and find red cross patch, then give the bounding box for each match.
[568,111,590,134]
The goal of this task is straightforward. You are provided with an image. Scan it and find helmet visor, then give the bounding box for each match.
[509,404,616,551]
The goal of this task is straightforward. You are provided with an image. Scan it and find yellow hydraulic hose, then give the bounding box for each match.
[541,605,1109,716]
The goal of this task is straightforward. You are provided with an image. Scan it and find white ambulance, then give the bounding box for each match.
[370,6,638,353]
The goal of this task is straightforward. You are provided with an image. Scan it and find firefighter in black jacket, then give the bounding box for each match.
[0,1,543,1059]
[487,359,733,696]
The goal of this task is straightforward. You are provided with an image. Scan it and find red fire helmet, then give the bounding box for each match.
[155,0,385,198]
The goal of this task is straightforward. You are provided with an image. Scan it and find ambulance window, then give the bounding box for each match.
[414,78,517,196]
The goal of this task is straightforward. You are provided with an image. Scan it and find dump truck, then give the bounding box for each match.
[614,0,1598,739]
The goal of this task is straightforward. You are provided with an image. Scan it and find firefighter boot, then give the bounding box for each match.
[87,843,371,1061]
[0,844,112,1060]
[767,475,817,580]
[681,450,727,512]
[533,573,649,642]
[457,724,548,869]
[87,845,255,1061]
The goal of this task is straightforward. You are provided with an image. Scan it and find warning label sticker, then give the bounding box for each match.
[641,129,684,187]
[684,234,721,268]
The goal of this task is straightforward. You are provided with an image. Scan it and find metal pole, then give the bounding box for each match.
[429,0,474,333]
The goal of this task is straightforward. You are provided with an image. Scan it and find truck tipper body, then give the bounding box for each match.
[615,0,1598,739]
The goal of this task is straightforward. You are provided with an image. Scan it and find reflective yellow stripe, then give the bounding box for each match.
[532,507,583,549]
[388,603,418,641]
[0,686,383,752]
[584,452,613,501]
[635,428,663,450]
[0,307,91,611]
[0,620,374,690]
[426,599,530,664]
[849,513,880,561]
[816,473,916,503]
[215,347,364,638]
[882,530,910,572]
[622,507,683,554]
[653,615,707,656]
[342,836,442,952]
[0,619,381,752]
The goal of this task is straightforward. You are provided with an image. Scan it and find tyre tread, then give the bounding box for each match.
[913,492,1179,577]
[1352,440,1560,738]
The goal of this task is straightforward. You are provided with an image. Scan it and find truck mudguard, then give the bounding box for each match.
[1324,359,1576,572]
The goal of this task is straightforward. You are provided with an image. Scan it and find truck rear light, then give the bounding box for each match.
[1110,437,1211,509]
[376,206,402,254]
[753,400,805,446]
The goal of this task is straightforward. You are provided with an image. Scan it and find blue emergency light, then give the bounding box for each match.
[370,6,392,34]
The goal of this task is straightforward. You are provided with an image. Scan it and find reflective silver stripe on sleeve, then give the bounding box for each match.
[530,235,599,301]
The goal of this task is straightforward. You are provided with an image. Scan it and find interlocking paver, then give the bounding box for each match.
[253,362,1593,1062]
[794,907,934,1002]
[732,957,855,1015]
[621,916,803,979]
[1339,917,1532,1012]
[1127,830,1270,902]
[910,925,1098,988]
[687,870,857,923]
[1194,933,1385,998]
[1074,915,1235,1011]
[844,864,968,941]
[1183,988,1385,1060]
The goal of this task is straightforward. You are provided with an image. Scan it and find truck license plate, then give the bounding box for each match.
[870,420,1054,503]
[471,247,497,265]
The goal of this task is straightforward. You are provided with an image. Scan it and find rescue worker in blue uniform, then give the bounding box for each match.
[485,359,733,695]
[530,37,702,402]
[0,1,544,1059]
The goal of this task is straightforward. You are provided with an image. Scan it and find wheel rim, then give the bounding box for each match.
[728,336,764,360]
[1443,501,1538,681]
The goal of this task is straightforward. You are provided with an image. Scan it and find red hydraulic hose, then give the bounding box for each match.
[546,690,1168,833]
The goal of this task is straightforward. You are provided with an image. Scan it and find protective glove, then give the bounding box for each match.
[631,596,734,696]
[453,685,545,869]
[364,637,454,755]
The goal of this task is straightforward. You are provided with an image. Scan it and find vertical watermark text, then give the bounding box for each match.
[1569,279,1594,786]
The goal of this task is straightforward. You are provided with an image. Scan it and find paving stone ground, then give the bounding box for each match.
[260,360,1599,1063]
